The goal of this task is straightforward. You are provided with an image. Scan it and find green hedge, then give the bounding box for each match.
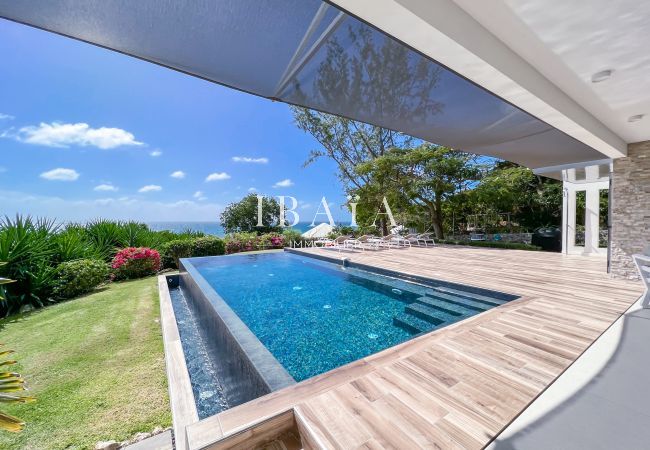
[160,236,225,269]
[52,259,109,299]
[438,239,541,251]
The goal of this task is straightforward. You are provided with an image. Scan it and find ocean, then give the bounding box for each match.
[147,221,317,237]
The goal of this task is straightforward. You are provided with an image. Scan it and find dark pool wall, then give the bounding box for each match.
[179,258,295,408]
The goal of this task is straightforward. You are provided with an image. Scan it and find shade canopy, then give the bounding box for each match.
[0,0,608,169]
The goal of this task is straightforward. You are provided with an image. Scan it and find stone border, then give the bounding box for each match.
[284,247,519,300]
[158,274,199,450]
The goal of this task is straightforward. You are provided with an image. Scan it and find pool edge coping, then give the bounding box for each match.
[179,254,297,394]
[158,274,200,450]
[284,247,519,300]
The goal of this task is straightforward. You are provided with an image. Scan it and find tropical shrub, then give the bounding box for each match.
[0,216,59,314]
[52,226,102,263]
[0,263,14,305]
[159,239,193,269]
[223,232,285,254]
[52,259,109,299]
[0,215,220,314]
[160,236,225,269]
[0,344,35,433]
[190,236,226,257]
[111,247,161,280]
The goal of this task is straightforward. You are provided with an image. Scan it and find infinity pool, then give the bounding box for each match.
[184,251,517,383]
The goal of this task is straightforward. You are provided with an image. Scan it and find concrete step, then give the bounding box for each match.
[431,286,507,306]
[425,291,491,312]
[406,302,455,325]
[413,296,465,316]
[393,312,435,334]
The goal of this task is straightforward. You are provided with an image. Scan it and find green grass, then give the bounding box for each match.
[0,277,172,449]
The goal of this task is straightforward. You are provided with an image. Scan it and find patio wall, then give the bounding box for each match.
[611,140,650,279]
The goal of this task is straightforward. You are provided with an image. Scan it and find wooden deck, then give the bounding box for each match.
[186,246,643,449]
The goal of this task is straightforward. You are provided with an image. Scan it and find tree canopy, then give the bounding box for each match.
[219,194,281,234]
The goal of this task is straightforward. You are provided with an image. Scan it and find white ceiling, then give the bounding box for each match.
[456,0,650,144]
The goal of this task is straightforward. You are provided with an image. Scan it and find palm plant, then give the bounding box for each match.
[0,216,59,314]
[0,344,35,433]
[0,266,34,433]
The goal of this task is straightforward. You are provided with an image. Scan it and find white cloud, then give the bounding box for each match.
[10,122,144,149]
[40,168,80,181]
[138,184,162,193]
[0,189,223,221]
[232,156,269,164]
[300,202,312,210]
[0,113,14,120]
[150,150,162,157]
[170,170,186,179]
[248,187,257,192]
[273,178,294,188]
[193,191,207,201]
[205,172,231,182]
[94,183,118,192]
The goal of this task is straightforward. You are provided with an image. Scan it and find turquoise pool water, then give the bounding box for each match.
[189,252,517,382]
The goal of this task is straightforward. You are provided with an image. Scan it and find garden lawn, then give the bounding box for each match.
[0,276,172,449]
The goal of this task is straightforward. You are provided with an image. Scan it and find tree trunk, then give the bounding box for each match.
[432,192,445,239]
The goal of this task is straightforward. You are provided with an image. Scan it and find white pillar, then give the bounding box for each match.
[565,185,577,252]
[583,186,600,255]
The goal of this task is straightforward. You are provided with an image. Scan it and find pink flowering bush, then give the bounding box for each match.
[111,247,161,280]
[223,233,286,255]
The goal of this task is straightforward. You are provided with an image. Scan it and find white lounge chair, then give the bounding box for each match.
[416,233,436,247]
[324,236,355,252]
[343,236,365,251]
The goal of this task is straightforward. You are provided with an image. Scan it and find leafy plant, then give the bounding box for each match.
[0,272,34,433]
[189,237,225,257]
[160,237,225,269]
[0,263,13,303]
[111,248,161,280]
[159,240,193,269]
[52,226,102,263]
[0,344,35,433]
[0,216,59,314]
[52,259,109,299]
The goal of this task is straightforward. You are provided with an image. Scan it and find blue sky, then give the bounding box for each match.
[0,19,350,223]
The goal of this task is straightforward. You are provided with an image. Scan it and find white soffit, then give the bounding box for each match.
[330,0,630,158]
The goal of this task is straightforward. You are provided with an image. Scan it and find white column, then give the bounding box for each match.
[583,187,600,255]
[565,185,577,252]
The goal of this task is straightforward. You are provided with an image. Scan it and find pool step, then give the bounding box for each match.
[425,291,492,312]
[393,313,435,334]
[431,286,507,306]
[413,296,464,316]
[407,302,457,325]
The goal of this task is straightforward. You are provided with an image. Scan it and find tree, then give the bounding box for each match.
[290,22,445,232]
[469,162,562,230]
[219,194,282,234]
[356,144,480,238]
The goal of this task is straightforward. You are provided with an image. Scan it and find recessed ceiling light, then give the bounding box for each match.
[628,114,645,123]
[591,69,613,83]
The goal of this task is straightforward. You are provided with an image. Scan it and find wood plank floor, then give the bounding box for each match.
[187,246,643,449]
